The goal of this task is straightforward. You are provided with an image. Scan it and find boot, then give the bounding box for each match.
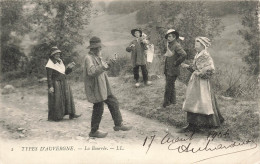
[135,82,140,87]
[114,124,132,131]
[69,114,82,119]
[162,102,171,108]
[177,123,200,133]
[89,130,108,138]
[145,81,152,86]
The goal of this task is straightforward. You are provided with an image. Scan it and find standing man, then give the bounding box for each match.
[84,36,132,138]
[126,28,152,87]
[163,29,187,108]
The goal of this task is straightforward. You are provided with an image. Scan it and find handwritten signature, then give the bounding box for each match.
[143,130,258,163]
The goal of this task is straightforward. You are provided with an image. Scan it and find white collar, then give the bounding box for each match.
[45,59,65,74]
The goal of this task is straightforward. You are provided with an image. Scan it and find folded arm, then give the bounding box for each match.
[174,44,187,66]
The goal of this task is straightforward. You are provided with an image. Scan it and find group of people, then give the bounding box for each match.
[45,28,224,138]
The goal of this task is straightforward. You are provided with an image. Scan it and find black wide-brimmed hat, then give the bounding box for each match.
[50,46,61,56]
[87,36,105,49]
[131,28,142,37]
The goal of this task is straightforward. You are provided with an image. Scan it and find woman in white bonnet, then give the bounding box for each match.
[179,37,224,132]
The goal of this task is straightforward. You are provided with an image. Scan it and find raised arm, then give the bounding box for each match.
[84,56,108,77]
[126,41,134,52]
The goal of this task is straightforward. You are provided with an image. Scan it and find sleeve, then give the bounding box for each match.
[85,56,106,77]
[126,41,134,52]
[65,67,72,75]
[46,68,53,89]
[197,52,215,79]
[142,42,148,50]
[187,65,195,73]
[174,43,187,66]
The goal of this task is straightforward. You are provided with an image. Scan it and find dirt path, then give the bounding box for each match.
[0,87,187,143]
[0,87,259,164]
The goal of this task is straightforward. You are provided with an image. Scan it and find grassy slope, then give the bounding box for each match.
[15,12,259,142]
[77,12,140,61]
[110,76,259,142]
[74,12,258,142]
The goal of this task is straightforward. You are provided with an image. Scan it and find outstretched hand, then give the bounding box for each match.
[130,44,135,48]
[181,63,190,68]
[193,71,201,76]
[49,87,54,93]
[67,62,76,69]
[107,59,117,66]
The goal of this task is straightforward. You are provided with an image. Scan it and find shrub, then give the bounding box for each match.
[1,71,27,82]
[211,65,258,99]
[238,1,259,75]
[105,55,132,77]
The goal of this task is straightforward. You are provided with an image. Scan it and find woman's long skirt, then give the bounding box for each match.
[48,80,75,121]
[187,92,224,127]
[183,74,224,127]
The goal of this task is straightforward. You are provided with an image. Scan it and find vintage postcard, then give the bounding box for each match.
[0,0,259,163]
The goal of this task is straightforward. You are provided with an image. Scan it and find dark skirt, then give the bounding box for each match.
[48,79,75,121]
[187,93,224,127]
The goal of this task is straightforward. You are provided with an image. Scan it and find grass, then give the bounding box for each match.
[1,73,259,142]
[110,76,259,142]
[4,9,258,142]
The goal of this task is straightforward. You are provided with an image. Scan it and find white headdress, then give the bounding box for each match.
[196,37,211,49]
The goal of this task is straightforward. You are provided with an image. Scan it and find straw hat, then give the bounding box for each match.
[165,29,185,40]
[131,28,142,37]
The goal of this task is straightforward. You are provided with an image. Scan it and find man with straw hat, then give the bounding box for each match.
[83,36,132,138]
[163,29,187,108]
[126,28,152,87]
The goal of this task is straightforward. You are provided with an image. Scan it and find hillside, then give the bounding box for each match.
[3,11,258,143]
[70,12,258,141]
[210,14,246,67]
[77,12,141,60]
[77,12,247,68]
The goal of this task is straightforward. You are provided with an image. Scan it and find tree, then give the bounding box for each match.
[26,0,92,77]
[106,1,145,15]
[238,1,259,75]
[1,1,28,73]
[137,1,224,58]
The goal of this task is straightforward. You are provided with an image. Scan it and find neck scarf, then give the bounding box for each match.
[45,59,65,74]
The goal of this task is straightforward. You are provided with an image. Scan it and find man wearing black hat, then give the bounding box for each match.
[83,36,132,138]
[163,29,187,108]
[126,28,152,87]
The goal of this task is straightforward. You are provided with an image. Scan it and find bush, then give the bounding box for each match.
[105,55,132,77]
[1,45,27,73]
[211,65,258,99]
[1,71,27,82]
[238,1,259,75]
